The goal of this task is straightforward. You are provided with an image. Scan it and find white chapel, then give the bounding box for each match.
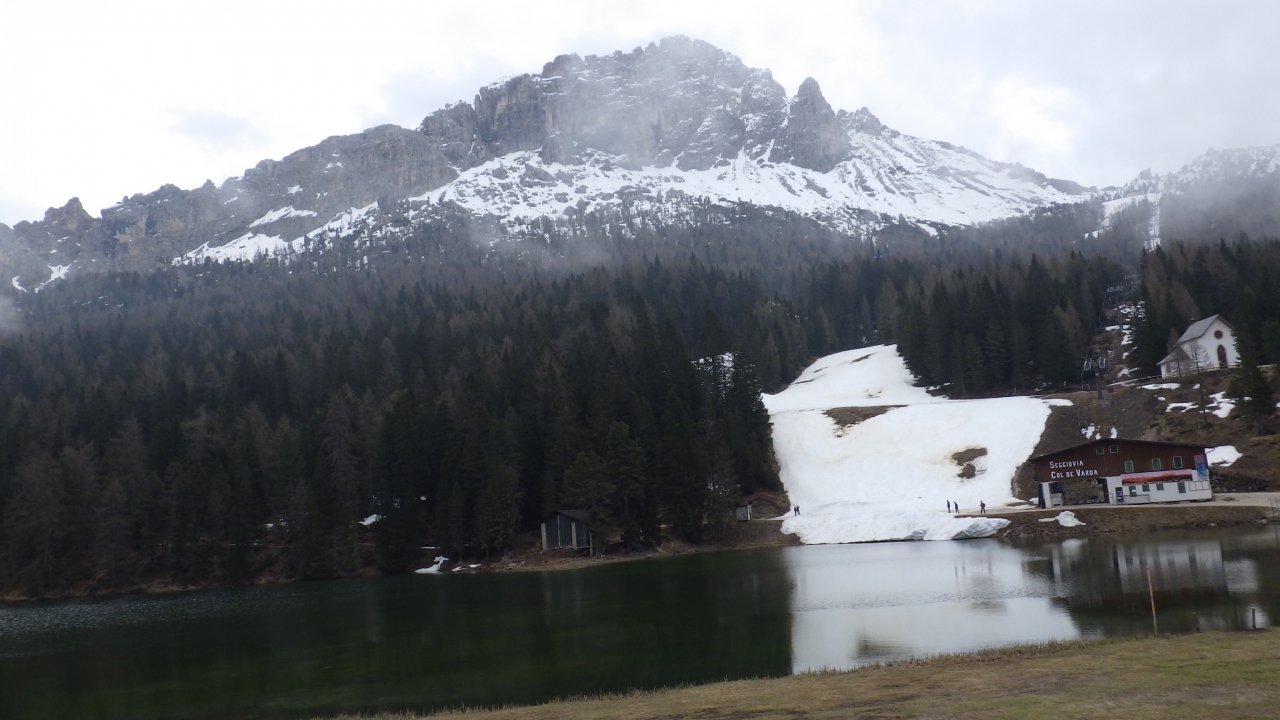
[1158,315,1238,379]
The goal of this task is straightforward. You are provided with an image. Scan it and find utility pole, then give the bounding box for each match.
[1146,566,1158,635]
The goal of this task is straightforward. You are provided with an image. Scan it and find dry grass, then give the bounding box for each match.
[823,405,902,430]
[320,630,1280,720]
[989,503,1269,539]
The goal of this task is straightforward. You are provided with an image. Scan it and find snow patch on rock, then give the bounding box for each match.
[178,232,307,264]
[249,206,318,227]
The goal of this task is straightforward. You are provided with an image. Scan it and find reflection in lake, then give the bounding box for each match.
[1035,530,1274,634]
[785,528,1278,672]
[785,541,1080,671]
[2,526,1279,719]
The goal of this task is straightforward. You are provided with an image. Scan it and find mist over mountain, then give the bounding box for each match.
[0,36,1093,291]
[1099,145,1280,248]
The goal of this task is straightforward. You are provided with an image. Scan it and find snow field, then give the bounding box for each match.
[764,345,1069,544]
[1208,445,1242,467]
[407,133,1075,238]
[179,233,306,264]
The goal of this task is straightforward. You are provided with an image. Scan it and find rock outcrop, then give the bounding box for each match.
[769,78,851,172]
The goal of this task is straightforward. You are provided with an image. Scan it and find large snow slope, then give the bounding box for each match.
[764,345,1068,544]
[415,138,1076,238]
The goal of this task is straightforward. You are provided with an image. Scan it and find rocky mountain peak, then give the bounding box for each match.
[845,107,886,136]
[1,36,1093,287]
[419,35,780,173]
[769,77,851,172]
[41,197,95,234]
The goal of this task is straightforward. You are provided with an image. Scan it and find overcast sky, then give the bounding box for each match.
[2,0,1277,225]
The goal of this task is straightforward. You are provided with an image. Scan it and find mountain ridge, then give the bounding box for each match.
[10,35,1274,292]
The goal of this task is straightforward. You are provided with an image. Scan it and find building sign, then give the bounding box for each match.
[1120,469,1195,484]
[1194,454,1209,482]
[1048,459,1100,479]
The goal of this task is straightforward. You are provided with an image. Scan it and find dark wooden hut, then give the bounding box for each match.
[541,510,593,550]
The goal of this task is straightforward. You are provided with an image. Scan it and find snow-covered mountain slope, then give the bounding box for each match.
[1,36,1089,284]
[417,129,1080,238]
[764,345,1070,544]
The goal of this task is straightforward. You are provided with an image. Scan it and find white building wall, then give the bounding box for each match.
[1162,318,1239,378]
[1186,317,1238,370]
[1105,475,1211,504]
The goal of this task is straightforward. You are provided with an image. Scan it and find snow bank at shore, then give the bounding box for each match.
[764,345,1068,544]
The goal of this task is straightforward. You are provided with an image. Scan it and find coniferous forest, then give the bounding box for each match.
[1,197,1275,598]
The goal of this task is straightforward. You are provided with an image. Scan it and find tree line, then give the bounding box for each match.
[0,193,1184,597]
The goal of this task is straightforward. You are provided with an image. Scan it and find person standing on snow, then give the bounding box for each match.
[980,501,986,514]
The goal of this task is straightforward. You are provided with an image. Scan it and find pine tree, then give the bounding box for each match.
[982,319,1010,387]
[700,416,740,541]
[724,350,778,493]
[473,462,521,556]
[96,475,131,583]
[374,394,425,573]
[1228,337,1276,431]
[2,452,65,593]
[559,450,613,553]
[604,421,648,546]
[655,388,703,541]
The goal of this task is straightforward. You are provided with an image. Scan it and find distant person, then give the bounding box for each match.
[980,501,986,514]
[954,501,959,513]
[946,500,952,512]
[794,505,800,516]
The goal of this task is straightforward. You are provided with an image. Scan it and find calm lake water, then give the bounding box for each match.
[3,525,1279,719]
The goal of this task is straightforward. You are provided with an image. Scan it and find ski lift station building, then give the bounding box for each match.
[1029,438,1212,508]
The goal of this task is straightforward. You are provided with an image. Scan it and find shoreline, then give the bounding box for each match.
[325,630,1280,720]
[0,519,802,603]
[7,496,1274,603]
[484,516,803,575]
[982,495,1273,539]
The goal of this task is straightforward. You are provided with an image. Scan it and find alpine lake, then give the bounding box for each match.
[3,525,1279,719]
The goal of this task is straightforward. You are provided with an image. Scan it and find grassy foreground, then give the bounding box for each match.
[330,630,1280,720]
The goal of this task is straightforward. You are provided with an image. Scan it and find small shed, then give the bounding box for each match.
[735,503,753,522]
[541,510,593,551]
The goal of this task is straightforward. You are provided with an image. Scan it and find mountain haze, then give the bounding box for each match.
[1,37,1088,290]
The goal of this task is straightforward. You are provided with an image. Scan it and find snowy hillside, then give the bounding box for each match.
[763,345,1069,544]
[418,132,1080,238]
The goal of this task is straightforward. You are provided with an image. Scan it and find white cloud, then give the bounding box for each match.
[171,110,267,152]
[987,77,1078,169]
